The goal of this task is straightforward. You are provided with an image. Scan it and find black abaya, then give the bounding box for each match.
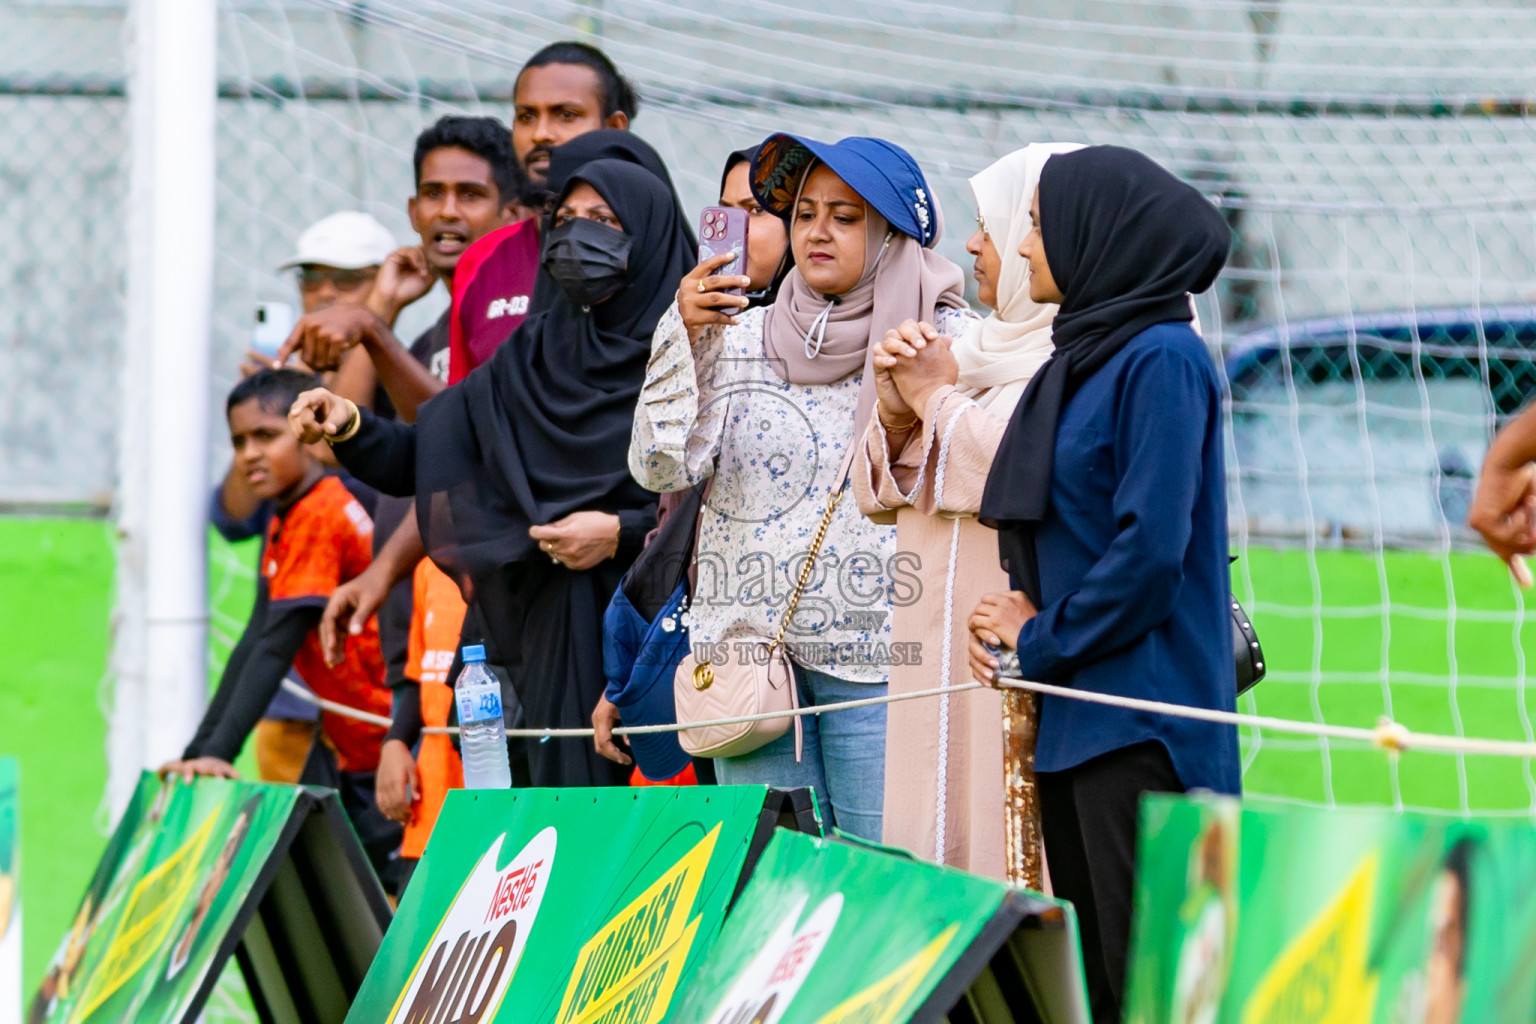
[334,157,696,787]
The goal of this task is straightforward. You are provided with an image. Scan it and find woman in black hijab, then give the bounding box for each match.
[291,158,696,788]
[967,146,1236,1024]
[532,130,696,312]
[544,129,692,226]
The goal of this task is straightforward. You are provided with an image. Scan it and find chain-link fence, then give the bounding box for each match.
[4,1,1535,516]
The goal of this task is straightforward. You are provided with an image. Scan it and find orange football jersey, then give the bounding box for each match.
[264,475,391,773]
[401,559,468,857]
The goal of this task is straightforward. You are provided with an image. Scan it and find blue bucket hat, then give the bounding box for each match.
[750,133,940,248]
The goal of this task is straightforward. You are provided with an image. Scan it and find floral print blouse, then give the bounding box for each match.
[628,301,976,684]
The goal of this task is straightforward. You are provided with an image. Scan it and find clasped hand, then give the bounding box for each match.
[872,319,960,425]
[967,591,1037,686]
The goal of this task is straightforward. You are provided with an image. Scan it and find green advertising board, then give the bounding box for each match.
[29,771,390,1024]
[347,785,817,1024]
[670,830,1090,1024]
[2,758,17,1024]
[1125,793,1536,1024]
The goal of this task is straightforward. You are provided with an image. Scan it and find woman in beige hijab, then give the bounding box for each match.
[854,142,1082,880]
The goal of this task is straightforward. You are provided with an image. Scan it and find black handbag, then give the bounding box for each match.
[992,572,1268,696]
[1230,557,1265,695]
[1232,596,1265,695]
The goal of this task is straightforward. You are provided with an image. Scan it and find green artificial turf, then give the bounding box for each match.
[1235,545,1536,814]
[0,517,259,993]
[0,517,113,993]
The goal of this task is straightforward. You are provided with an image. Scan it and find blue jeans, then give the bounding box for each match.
[714,664,887,842]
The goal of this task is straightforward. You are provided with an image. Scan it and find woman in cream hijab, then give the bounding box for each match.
[853,142,1081,880]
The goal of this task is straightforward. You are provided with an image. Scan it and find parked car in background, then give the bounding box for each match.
[1223,306,1536,545]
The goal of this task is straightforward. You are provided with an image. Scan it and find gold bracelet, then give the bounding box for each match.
[877,405,919,432]
[326,400,362,444]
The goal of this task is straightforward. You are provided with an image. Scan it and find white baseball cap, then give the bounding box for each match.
[277,211,397,271]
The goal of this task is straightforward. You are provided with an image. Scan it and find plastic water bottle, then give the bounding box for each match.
[455,644,512,789]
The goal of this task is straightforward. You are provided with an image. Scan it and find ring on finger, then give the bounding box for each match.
[697,279,707,293]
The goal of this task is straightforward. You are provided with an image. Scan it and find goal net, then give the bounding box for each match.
[213,0,1536,819]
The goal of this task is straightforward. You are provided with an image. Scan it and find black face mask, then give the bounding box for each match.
[542,218,632,309]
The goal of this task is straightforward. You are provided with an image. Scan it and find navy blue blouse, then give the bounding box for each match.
[1011,321,1241,794]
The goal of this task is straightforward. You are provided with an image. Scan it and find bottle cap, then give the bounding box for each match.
[462,644,487,663]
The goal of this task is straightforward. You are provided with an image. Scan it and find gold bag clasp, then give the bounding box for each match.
[692,662,714,691]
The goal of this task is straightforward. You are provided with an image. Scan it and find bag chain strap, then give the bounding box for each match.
[770,484,846,654]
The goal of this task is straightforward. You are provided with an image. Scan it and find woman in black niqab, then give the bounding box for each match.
[322,157,696,787]
[978,145,1231,607]
[532,130,696,311]
[417,158,693,574]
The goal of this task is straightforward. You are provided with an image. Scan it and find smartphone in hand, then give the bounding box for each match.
[252,301,296,359]
[698,206,749,298]
[984,640,1023,681]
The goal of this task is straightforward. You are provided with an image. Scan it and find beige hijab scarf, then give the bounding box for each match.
[952,143,1085,414]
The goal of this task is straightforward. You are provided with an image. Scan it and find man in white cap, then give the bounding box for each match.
[237,211,396,378]
[281,210,398,314]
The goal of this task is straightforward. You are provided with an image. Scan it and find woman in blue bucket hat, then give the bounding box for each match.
[628,134,973,841]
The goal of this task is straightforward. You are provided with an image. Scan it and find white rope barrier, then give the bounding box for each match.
[279,673,1536,759]
[989,678,1536,758]
[284,679,394,728]
[280,678,986,739]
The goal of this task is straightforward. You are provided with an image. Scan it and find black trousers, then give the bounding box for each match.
[1038,740,1184,1024]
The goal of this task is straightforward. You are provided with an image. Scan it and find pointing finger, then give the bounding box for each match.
[274,321,307,367]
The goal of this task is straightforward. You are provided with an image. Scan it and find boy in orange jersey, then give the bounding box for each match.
[374,559,468,891]
[162,369,402,889]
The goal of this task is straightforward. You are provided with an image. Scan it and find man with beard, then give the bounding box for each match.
[514,42,637,198]
[436,43,636,382]
[276,40,639,387]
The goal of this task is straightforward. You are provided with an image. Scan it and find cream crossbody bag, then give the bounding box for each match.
[672,445,856,762]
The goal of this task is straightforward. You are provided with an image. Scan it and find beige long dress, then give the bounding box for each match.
[853,384,1012,879]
